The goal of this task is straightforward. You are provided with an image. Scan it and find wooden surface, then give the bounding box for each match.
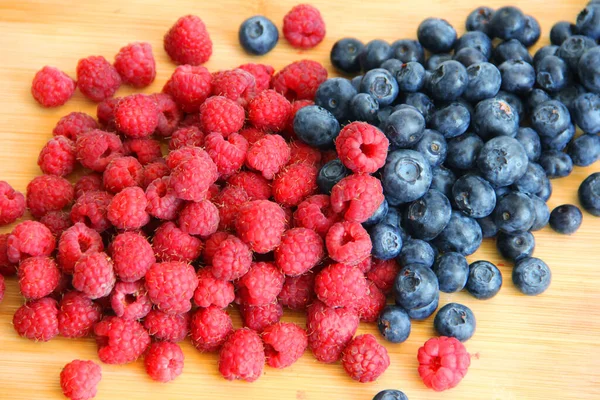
[0,0,599,399]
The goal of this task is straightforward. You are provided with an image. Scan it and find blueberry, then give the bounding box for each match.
[533,45,559,67]
[512,162,546,195]
[549,204,583,235]
[477,216,499,238]
[427,61,468,102]
[429,102,470,139]
[576,5,600,40]
[537,179,553,202]
[294,105,340,149]
[493,39,533,65]
[529,194,551,230]
[376,106,395,127]
[407,294,439,320]
[495,186,512,199]
[315,78,357,122]
[558,35,597,72]
[330,38,364,73]
[401,92,436,123]
[391,39,425,64]
[383,107,426,148]
[535,56,571,93]
[473,98,519,140]
[466,260,502,300]
[512,257,552,295]
[434,303,476,341]
[515,15,541,47]
[573,93,600,134]
[238,16,279,55]
[530,100,571,139]
[381,58,403,76]
[478,137,528,187]
[453,48,486,68]
[495,91,525,122]
[463,62,501,103]
[569,134,600,166]
[425,53,453,71]
[466,6,494,35]
[489,6,526,40]
[452,173,496,218]
[494,191,535,233]
[404,190,452,241]
[370,222,403,260]
[497,231,535,261]
[433,252,469,293]
[539,150,573,178]
[360,68,399,107]
[515,127,542,162]
[360,39,393,71]
[498,60,535,94]
[540,123,575,152]
[527,90,551,114]
[351,75,363,91]
[317,159,348,194]
[412,129,447,168]
[553,84,587,114]
[350,93,379,123]
[394,264,439,310]
[579,173,600,216]
[363,198,389,227]
[455,31,493,59]
[579,47,600,96]
[377,306,411,344]
[418,18,457,53]
[383,150,432,205]
[550,21,577,46]
[397,238,435,268]
[381,206,402,229]
[431,166,456,198]
[395,62,426,93]
[433,211,483,255]
[445,132,484,170]
[373,389,409,400]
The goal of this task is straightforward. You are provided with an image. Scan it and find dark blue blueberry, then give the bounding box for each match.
[330,38,364,73]
[530,194,550,230]
[537,178,553,202]
[494,191,535,233]
[526,89,552,115]
[512,163,546,195]
[576,5,600,41]
[467,261,503,299]
[515,127,542,162]
[489,6,526,40]
[539,150,573,178]
[452,173,496,218]
[558,35,597,72]
[497,231,535,261]
[463,62,501,103]
[466,6,494,35]
[453,48,486,67]
[412,129,447,168]
[495,186,511,199]
[359,39,392,71]
[363,198,389,227]
[434,303,476,341]
[429,103,470,139]
[391,39,425,64]
[493,39,532,65]
[455,31,493,59]
[550,21,577,46]
[570,134,600,167]
[293,105,340,149]
[473,98,519,140]
[238,16,279,55]
[477,136,528,187]
[383,150,432,205]
[425,53,453,71]
[535,56,571,93]
[418,18,457,53]
[314,78,357,122]
[317,159,348,194]
[397,238,435,268]
[549,204,583,235]
[433,252,469,293]
[360,68,399,107]
[540,123,575,152]
[350,93,379,123]
[373,389,409,400]
[394,264,439,310]
[351,75,362,92]
[515,15,541,47]
[376,106,395,127]
[573,93,600,134]
[427,61,468,102]
[498,60,535,94]
[407,294,439,320]
[377,305,411,343]
[381,58,404,76]
[578,173,600,216]
[383,107,425,147]
[477,216,499,238]
[553,85,587,115]
[578,47,600,95]
[512,257,552,295]
[381,206,402,228]
[533,45,559,67]
[401,92,436,123]
[530,100,571,139]
[395,62,426,93]
[446,132,484,170]
[495,91,525,121]
[431,166,456,198]
[404,189,451,241]
[433,211,483,255]
[370,222,404,260]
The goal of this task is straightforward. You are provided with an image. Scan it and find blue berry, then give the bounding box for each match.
[454,47,487,68]
[407,295,439,320]
[293,105,340,149]
[553,84,587,113]
[579,173,600,216]
[429,103,470,139]
[558,35,597,72]
[550,21,577,45]
[383,150,432,205]
[317,159,348,194]
[477,216,499,238]
[433,211,482,256]
[376,106,395,127]
[426,61,468,102]
[495,91,525,121]
[394,264,439,310]
[434,303,476,342]
[498,59,536,94]
[530,194,551,230]
[515,127,542,162]
[359,39,392,71]
[493,39,532,65]
[452,173,496,218]
[351,75,362,91]
[455,31,493,59]
[477,136,528,187]
[512,257,552,295]
[539,150,573,178]
[568,134,600,166]
[391,39,425,63]
[497,231,535,261]
[395,62,426,93]
[576,5,600,41]
[383,107,425,148]
[572,93,600,134]
[463,62,501,103]
[516,15,541,47]
[238,16,279,55]
[373,390,409,400]
[466,6,494,35]
[330,38,364,73]
[360,68,399,106]
[540,123,575,152]
[512,162,547,195]
[418,18,457,54]
[531,100,572,139]
[350,93,379,123]
[402,92,436,123]
[533,45,559,67]
[578,47,600,96]
[404,189,451,241]
[315,78,357,122]
[473,98,519,140]
[445,132,483,170]
[535,56,571,93]
[431,167,456,199]
[494,191,535,234]
[466,260,502,300]
[397,238,435,268]
[425,53,453,71]
[549,204,583,235]
[370,222,403,260]
[489,6,526,40]
[412,129,447,168]
[527,89,552,112]
[381,206,402,229]
[363,198,389,227]
[377,305,411,343]
[381,58,404,76]
[433,252,469,293]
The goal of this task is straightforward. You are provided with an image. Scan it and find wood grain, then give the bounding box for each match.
[0,0,599,399]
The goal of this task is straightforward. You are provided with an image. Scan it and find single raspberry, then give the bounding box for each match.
[248,90,292,133]
[151,95,181,139]
[214,185,249,230]
[166,146,206,169]
[342,334,390,382]
[106,186,149,230]
[227,171,271,200]
[114,42,156,88]
[0,274,4,303]
[0,234,16,277]
[72,251,115,299]
[94,316,150,364]
[293,194,341,237]
[7,221,55,264]
[306,300,359,363]
[239,127,266,146]
[70,190,114,232]
[202,231,235,264]
[194,267,235,308]
[74,174,104,198]
[235,200,286,253]
[237,262,284,306]
[13,297,59,341]
[110,280,152,320]
[177,199,219,237]
[190,306,233,351]
[115,94,159,138]
[96,98,120,131]
[164,15,212,65]
[169,126,205,150]
[145,261,197,314]
[0,181,25,225]
[357,281,386,323]
[142,161,171,189]
[31,66,76,107]
[336,122,389,173]
[152,221,203,263]
[205,132,248,178]
[271,60,327,101]
[102,156,144,193]
[211,68,257,106]
[169,150,218,201]
[38,136,77,177]
[418,336,471,391]
[108,232,154,282]
[246,134,291,179]
[58,291,102,338]
[76,56,121,102]
[123,138,162,165]
[144,341,184,382]
[60,360,102,400]
[76,129,123,172]
[163,65,212,113]
[198,96,245,137]
[26,174,74,218]
[366,258,400,294]
[275,228,324,276]
[179,112,202,129]
[278,273,315,310]
[273,162,318,207]
[288,140,321,165]
[211,236,252,281]
[283,4,326,49]
[326,221,372,265]
[283,100,314,139]
[315,263,368,308]
[145,177,183,221]
[356,255,373,273]
[219,328,265,382]
[53,112,98,141]
[240,302,284,332]
[18,256,61,300]
[144,310,190,342]
[330,174,384,223]
[262,322,307,369]
[238,63,275,92]
[57,223,103,274]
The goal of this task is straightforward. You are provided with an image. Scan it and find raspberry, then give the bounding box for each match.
[123,138,163,165]
[342,334,390,382]
[115,94,159,138]
[57,223,104,274]
[0,234,16,277]
[74,174,104,198]
[26,174,74,218]
[211,68,257,106]
[336,122,389,173]
[102,156,144,193]
[315,263,368,308]
[145,342,184,382]
[94,316,150,364]
[271,60,328,101]
[58,291,102,338]
[169,126,205,150]
[211,236,252,281]
[330,174,384,223]
[164,15,212,65]
[239,127,266,146]
[70,190,114,232]
[153,221,203,263]
[60,360,102,400]
[143,161,171,189]
[31,66,76,107]
[53,112,98,141]
[96,98,120,131]
[219,328,265,382]
[109,280,151,320]
[178,199,219,237]
[238,63,275,92]
[261,322,307,369]
[76,56,122,102]
[326,221,372,265]
[237,262,284,306]
[0,181,25,225]
[288,140,321,165]
[7,221,55,264]
[202,231,234,264]
[282,4,326,49]
[194,267,235,308]
[214,185,249,230]
[190,306,233,351]
[240,301,284,332]
[166,146,207,169]
[357,281,386,323]
[163,65,212,113]
[76,129,123,172]
[179,112,202,129]
[18,256,61,300]
[152,93,183,137]
[199,96,245,137]
[294,194,341,237]
[72,251,116,299]
[248,90,292,133]
[275,228,324,276]
[107,186,150,230]
[13,297,59,341]
[169,149,218,201]
[114,42,156,88]
[246,134,291,179]
[418,336,471,391]
[356,255,373,273]
[366,258,400,294]
[236,200,286,253]
[108,232,155,282]
[144,310,190,342]
[227,171,271,200]
[306,300,359,363]
[273,162,318,207]
[278,273,315,310]
[145,261,198,314]
[38,136,77,177]
[145,177,183,221]
[205,132,248,178]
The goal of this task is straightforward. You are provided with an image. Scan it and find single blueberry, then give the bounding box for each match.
[576,5,600,40]
[363,198,389,227]
[317,159,349,194]
[537,178,553,202]
[497,231,535,261]
[541,123,575,152]
[373,390,409,400]
[473,98,519,140]
[401,92,436,123]
[433,211,483,255]
[383,107,426,148]
[394,264,439,310]
[425,53,453,71]
[568,134,600,166]
[445,132,484,170]
[530,100,572,139]
[515,15,541,47]
[530,194,551,230]
[494,191,535,233]
[294,105,340,149]
[433,252,469,293]
[558,35,597,72]
[351,75,363,92]
[238,16,279,55]
[377,306,411,343]
[455,31,493,59]
[330,38,364,73]
[477,136,528,187]
[466,6,494,35]
[434,303,476,341]
[549,204,583,235]
[381,206,402,229]
[495,186,512,199]
[572,93,600,134]
[350,93,379,123]
[512,257,552,295]
[429,103,471,139]
[539,150,573,178]
[406,295,439,320]
[512,162,547,195]
[515,127,542,162]
[454,47,487,67]
[527,89,552,112]
[579,173,600,216]
[498,59,536,94]
[533,45,559,68]
[397,238,435,268]
[395,62,426,93]
[381,58,404,76]
[463,62,501,103]
[359,39,392,71]
[412,129,447,168]
[431,166,456,199]
[391,39,425,64]
[360,68,399,106]
[418,18,457,53]
[466,260,503,300]
[427,61,468,102]
[315,78,357,122]
[383,150,432,205]
[376,106,395,127]
[370,222,404,260]
[495,90,525,121]
[477,216,499,238]
[494,39,532,65]
[452,173,497,218]
[550,21,577,46]
[535,56,571,93]
[489,6,526,40]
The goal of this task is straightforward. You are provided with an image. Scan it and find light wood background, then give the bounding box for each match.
[0,0,599,399]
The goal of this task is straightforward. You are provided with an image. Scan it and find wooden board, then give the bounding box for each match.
[0,0,599,399]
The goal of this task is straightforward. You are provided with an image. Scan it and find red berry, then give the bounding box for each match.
[18,256,61,300]
[114,42,156,88]
[205,132,248,178]
[163,65,212,113]
[142,161,170,189]
[282,4,326,49]
[288,140,321,165]
[153,93,183,137]
[273,162,318,206]
[202,231,234,265]
[238,63,274,92]
[76,129,123,172]
[330,174,384,223]
[58,291,102,338]
[211,68,257,106]
[342,334,390,382]
[240,302,283,332]
[38,136,77,177]
[72,251,116,299]
[366,258,400,294]
[13,297,59,341]
[214,185,249,230]
[275,228,324,276]
[246,134,291,179]
[326,221,372,265]
[336,122,389,173]
[235,200,286,254]
[31,66,76,107]
[94,316,150,364]
[178,199,220,237]
[357,281,387,323]
[57,223,104,274]
[239,127,266,146]
[211,236,252,281]
[74,174,104,198]
[294,194,341,237]
[70,190,113,232]
[237,262,284,306]
[107,186,150,230]
[115,94,159,138]
[271,60,327,100]
[60,360,102,400]
[278,273,315,310]
[219,328,265,382]
[164,15,212,65]
[145,342,184,382]
[123,138,163,165]
[145,177,184,221]
[199,96,245,137]
[144,309,190,342]
[169,126,205,150]
[7,221,55,264]
[53,112,98,141]
[169,148,218,201]
[262,322,308,369]
[418,336,471,391]
[315,263,368,308]
[96,97,120,131]
[26,174,74,218]
[0,181,26,226]
[283,100,314,139]
[152,221,203,263]
[190,306,233,352]
[76,56,121,102]
[0,234,16,277]
[145,261,198,315]
[227,171,272,200]
[110,280,152,320]
[248,90,292,133]
[194,267,235,308]
[102,156,144,193]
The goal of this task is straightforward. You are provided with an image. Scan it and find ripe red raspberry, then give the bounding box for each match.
[306,300,359,363]
[72,251,115,299]
[7,221,55,264]
[114,42,156,88]
[336,122,389,173]
[169,126,205,150]
[194,267,235,308]
[144,309,190,342]
[342,334,390,382]
[236,200,286,253]
[212,68,257,106]
[275,228,324,276]
[94,316,150,364]
[282,4,326,49]
[283,100,314,139]
[96,97,120,131]
[18,256,61,300]
[248,90,292,132]
[294,194,341,237]
[227,171,271,200]
[166,146,206,169]
[123,138,162,165]
[211,236,252,281]
[239,127,266,146]
[356,255,373,273]
[74,174,104,198]
[153,93,183,137]
[237,262,284,306]
[288,140,321,165]
[76,55,122,102]
[145,177,183,220]
[367,258,400,294]
[163,65,212,113]
[271,60,328,101]
[278,273,315,310]
[238,63,275,92]
[107,186,149,230]
[315,263,368,308]
[108,232,155,282]
[0,234,16,277]
[246,134,291,179]
[240,302,283,332]
[31,66,76,107]
[213,185,249,230]
[199,96,245,137]
[76,129,123,172]
[357,281,386,322]
[219,328,265,382]
[153,221,203,263]
[102,156,144,193]
[143,161,171,189]
[170,150,218,202]
[326,221,372,265]
[110,280,152,320]
[273,162,318,206]
[331,174,384,223]
[144,341,184,382]
[202,231,234,264]
[57,223,103,274]
[261,322,307,369]
[178,199,219,237]
[38,136,77,177]
[418,336,471,391]
[164,15,212,65]
[53,112,98,141]
[58,291,102,338]
[0,181,25,225]
[70,190,114,232]
[190,306,233,351]
[26,174,74,218]
[13,297,59,341]
[115,94,159,138]
[205,132,248,178]
[60,360,102,400]
[145,261,197,314]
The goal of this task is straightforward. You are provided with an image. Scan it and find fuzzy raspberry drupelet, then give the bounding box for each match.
[178,199,219,237]
[60,360,102,400]
[153,93,183,137]
[31,66,76,107]
[214,185,249,230]
[0,274,5,303]
[211,236,252,281]
[94,316,150,364]
[248,90,292,133]
[169,126,205,150]
[72,251,116,299]
[145,342,184,383]
[418,336,471,391]
[38,136,77,177]
[227,171,272,200]
[26,174,74,218]
[238,63,275,92]
[366,258,400,294]
[293,194,340,237]
[342,334,390,382]
[211,68,257,106]
[315,263,368,308]
[53,112,99,141]
[107,186,150,230]
[326,221,372,265]
[190,306,233,352]
[13,297,59,341]
[288,140,321,165]
[145,261,198,315]
[169,149,218,202]
[163,65,212,113]
[109,232,155,282]
[152,221,203,263]
[123,138,163,165]
[278,273,315,310]
[235,200,287,253]
[144,310,190,342]
[271,60,328,101]
[237,262,284,306]
[7,221,55,264]
[18,256,61,300]
[102,156,144,193]
[145,177,184,221]
[205,132,248,178]
[114,42,156,88]
[199,96,245,137]
[282,4,326,49]
[0,181,25,226]
[330,174,384,223]
[115,94,159,138]
[76,55,122,102]
[275,228,324,276]
[58,291,102,338]
[74,174,104,199]
[357,281,386,323]
[57,223,104,274]
[70,190,113,232]
[262,322,307,369]
[336,122,389,173]
[96,98,120,131]
[110,280,152,320]
[240,302,284,332]
[219,328,265,382]
[273,162,318,207]
[142,161,170,189]
[76,129,123,172]
[194,267,235,308]
[164,15,212,65]
[246,134,291,179]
